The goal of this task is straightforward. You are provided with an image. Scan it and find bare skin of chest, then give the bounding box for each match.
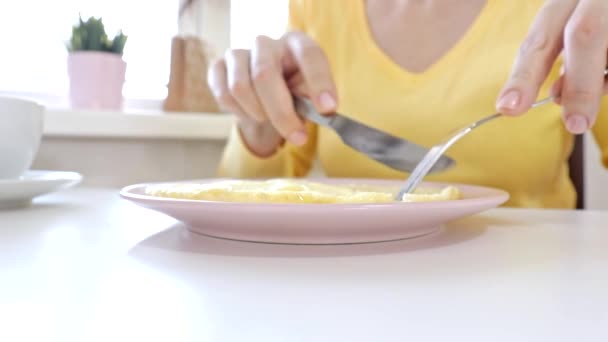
[366,0,487,73]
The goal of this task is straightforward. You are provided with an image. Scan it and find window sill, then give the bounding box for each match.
[43,108,235,140]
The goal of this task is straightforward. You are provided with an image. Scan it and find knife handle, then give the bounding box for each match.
[293,96,333,127]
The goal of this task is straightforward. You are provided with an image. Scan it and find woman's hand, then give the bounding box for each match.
[497,0,608,134]
[208,32,338,156]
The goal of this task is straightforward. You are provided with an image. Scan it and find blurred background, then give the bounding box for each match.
[0,0,287,106]
[0,0,295,190]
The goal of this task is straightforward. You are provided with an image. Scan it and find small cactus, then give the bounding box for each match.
[66,15,128,56]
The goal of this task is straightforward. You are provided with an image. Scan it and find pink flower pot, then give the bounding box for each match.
[67,51,126,110]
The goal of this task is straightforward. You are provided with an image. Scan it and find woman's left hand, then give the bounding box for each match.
[496,0,608,134]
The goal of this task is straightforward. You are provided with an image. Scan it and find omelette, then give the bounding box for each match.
[144,179,461,204]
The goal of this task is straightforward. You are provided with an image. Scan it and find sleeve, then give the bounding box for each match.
[287,0,307,32]
[591,97,608,168]
[216,0,318,179]
[217,122,318,178]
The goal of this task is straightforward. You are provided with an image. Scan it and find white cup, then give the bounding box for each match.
[0,96,44,179]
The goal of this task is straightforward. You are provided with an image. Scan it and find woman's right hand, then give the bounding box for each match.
[207,32,338,157]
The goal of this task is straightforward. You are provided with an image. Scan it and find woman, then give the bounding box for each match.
[208,0,608,208]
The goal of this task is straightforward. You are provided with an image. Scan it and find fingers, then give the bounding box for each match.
[251,35,307,145]
[560,0,608,134]
[207,58,247,119]
[497,0,577,115]
[209,32,336,147]
[550,74,565,105]
[224,49,266,122]
[286,72,309,97]
[283,32,338,113]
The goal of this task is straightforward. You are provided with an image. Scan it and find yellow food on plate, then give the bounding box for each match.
[144,179,461,204]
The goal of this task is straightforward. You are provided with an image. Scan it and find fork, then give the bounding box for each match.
[395,68,608,200]
[394,95,556,200]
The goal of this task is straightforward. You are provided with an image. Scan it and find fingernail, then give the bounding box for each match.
[565,115,589,134]
[497,90,521,111]
[319,92,336,112]
[288,130,307,146]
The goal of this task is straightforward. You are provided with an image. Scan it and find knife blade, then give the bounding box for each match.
[293,96,455,173]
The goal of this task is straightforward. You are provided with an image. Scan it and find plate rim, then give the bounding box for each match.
[119,178,510,209]
[0,170,83,185]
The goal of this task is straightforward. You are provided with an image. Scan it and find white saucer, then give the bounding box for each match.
[0,170,83,209]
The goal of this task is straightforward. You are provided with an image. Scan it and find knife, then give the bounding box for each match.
[293,96,455,174]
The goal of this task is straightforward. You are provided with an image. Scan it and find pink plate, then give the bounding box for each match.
[120,178,509,244]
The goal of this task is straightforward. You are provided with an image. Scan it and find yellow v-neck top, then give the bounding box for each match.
[218,0,608,209]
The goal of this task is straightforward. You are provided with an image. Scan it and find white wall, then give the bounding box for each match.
[585,134,608,210]
[33,137,225,187]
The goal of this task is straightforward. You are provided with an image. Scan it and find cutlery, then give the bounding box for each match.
[395,67,608,200]
[293,96,455,174]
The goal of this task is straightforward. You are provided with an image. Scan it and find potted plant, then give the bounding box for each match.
[66,15,128,110]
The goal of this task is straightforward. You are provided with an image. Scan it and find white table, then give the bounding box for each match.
[1,188,607,342]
